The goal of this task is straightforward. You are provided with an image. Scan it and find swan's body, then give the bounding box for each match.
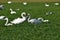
[10,8,16,14]
[0,16,5,20]
[11,17,26,24]
[28,17,42,24]
[4,12,27,26]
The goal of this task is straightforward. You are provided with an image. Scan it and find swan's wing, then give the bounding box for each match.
[10,18,26,24]
[11,18,21,23]
[33,20,41,24]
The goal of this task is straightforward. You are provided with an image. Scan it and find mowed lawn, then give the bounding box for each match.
[0,2,60,40]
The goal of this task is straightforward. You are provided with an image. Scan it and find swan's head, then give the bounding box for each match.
[10,8,12,11]
[4,18,8,20]
[26,13,30,18]
[27,13,30,17]
[21,12,27,18]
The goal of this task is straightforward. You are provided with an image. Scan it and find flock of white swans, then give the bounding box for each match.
[0,12,49,26]
[0,1,59,26]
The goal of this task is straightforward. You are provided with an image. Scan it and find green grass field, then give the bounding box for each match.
[0,2,60,40]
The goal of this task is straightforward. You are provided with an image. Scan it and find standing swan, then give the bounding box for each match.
[4,12,27,26]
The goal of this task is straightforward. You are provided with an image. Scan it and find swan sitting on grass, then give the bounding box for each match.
[4,12,27,26]
[55,3,59,5]
[27,14,42,24]
[8,1,12,4]
[23,2,27,5]
[10,8,16,14]
[45,3,49,7]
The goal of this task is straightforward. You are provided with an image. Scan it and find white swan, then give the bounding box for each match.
[45,3,49,7]
[0,16,5,20]
[27,14,42,24]
[23,2,27,5]
[4,12,27,26]
[10,8,16,14]
[55,3,59,5]
[8,1,12,4]
[11,12,27,24]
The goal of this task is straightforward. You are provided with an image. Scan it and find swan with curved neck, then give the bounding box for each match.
[10,8,16,14]
[4,12,27,26]
[27,14,42,24]
[11,12,27,24]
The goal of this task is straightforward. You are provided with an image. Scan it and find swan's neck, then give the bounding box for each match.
[21,13,25,18]
[28,16,30,22]
[5,18,8,25]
